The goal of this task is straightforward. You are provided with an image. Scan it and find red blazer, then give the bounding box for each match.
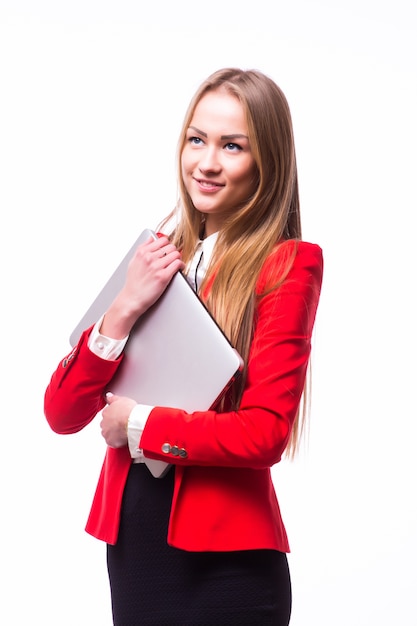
[44,240,323,552]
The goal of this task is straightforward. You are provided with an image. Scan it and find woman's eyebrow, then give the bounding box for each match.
[189,126,248,141]
[220,133,249,141]
[189,125,207,137]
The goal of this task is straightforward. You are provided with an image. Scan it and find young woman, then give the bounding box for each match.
[45,67,323,625]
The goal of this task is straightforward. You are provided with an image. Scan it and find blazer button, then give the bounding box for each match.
[179,448,188,458]
[62,347,77,368]
[161,443,171,454]
[171,445,179,456]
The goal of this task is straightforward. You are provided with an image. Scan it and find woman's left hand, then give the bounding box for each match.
[100,392,137,448]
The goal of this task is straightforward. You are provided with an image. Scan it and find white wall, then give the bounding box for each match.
[1,1,416,624]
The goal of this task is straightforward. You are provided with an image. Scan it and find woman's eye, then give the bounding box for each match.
[225,142,242,152]
[189,136,203,146]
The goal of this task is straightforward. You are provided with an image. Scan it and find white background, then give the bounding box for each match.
[1,1,416,624]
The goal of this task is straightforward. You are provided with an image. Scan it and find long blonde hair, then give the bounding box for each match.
[160,68,307,457]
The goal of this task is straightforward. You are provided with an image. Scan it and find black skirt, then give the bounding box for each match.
[107,463,292,626]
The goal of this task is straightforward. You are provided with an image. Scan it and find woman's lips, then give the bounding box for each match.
[194,178,224,192]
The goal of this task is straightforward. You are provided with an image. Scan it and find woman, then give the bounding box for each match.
[45,67,323,625]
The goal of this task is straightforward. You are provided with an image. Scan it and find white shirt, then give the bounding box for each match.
[88,232,218,461]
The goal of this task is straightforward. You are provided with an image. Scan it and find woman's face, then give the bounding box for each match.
[181,89,258,236]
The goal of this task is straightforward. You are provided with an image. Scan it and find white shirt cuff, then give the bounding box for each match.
[88,315,129,360]
[127,404,154,459]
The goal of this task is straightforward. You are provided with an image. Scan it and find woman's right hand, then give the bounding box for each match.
[100,235,184,339]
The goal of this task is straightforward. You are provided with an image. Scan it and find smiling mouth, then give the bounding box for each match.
[195,178,224,190]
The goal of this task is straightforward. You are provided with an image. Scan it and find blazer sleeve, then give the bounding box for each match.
[139,241,323,469]
[44,326,124,434]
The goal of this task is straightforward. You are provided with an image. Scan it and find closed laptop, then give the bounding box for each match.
[70,228,244,477]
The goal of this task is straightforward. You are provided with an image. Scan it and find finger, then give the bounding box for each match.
[105,391,118,404]
[158,243,182,261]
[156,243,172,258]
[145,236,170,254]
[152,238,180,259]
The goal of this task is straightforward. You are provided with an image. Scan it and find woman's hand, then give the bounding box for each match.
[100,235,185,338]
[100,392,137,448]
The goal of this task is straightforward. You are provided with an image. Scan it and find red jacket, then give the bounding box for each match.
[44,240,323,551]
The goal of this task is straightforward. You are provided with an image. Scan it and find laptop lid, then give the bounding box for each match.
[70,229,244,477]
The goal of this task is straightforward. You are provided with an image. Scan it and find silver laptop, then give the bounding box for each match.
[70,228,244,477]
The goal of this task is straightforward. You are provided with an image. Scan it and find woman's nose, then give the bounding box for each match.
[198,146,221,174]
